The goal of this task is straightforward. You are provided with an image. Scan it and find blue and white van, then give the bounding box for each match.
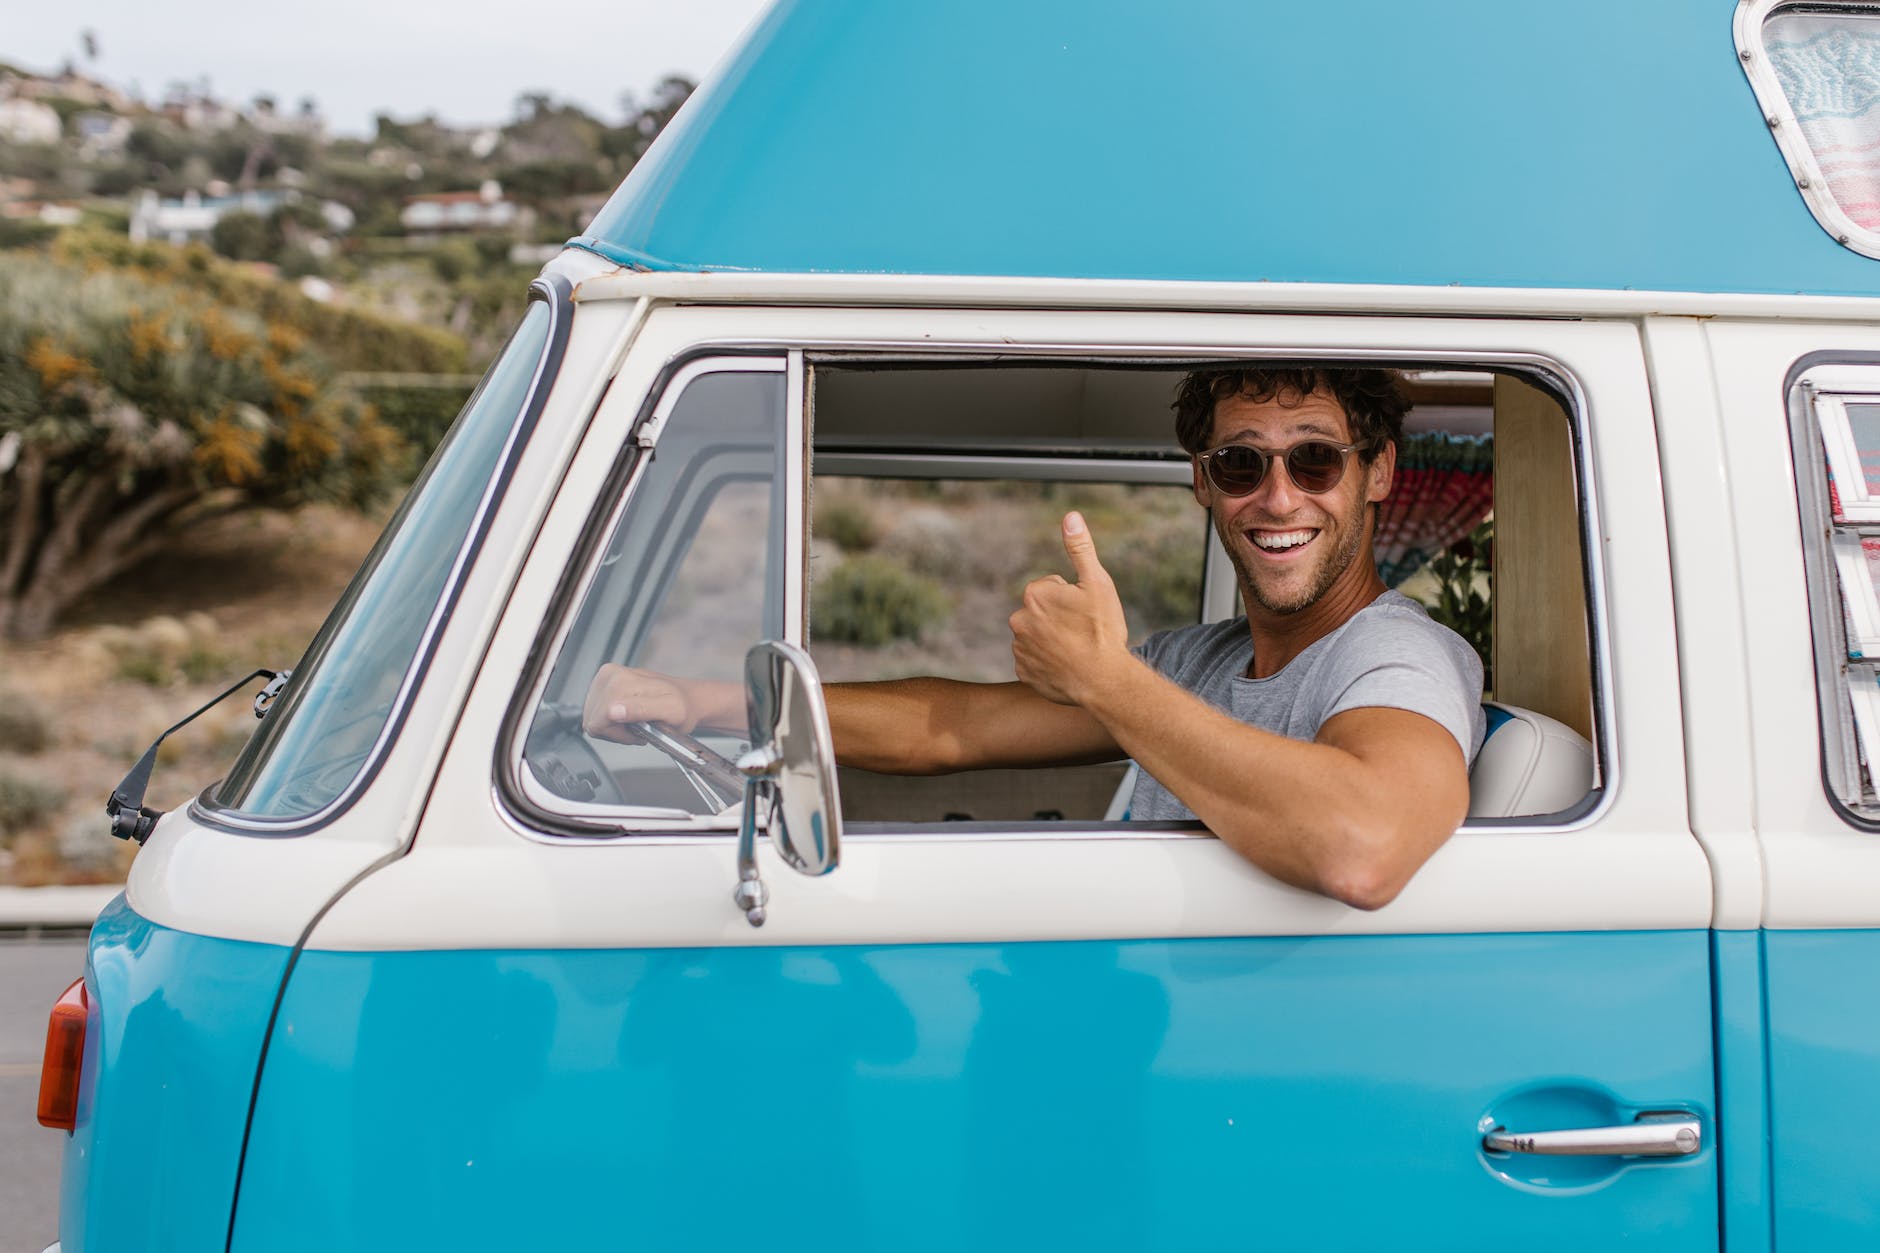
[36,1,1880,1248]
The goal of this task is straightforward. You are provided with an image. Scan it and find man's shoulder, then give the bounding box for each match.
[1331,590,1471,657]
[1316,592,1486,706]
[1314,591,1487,759]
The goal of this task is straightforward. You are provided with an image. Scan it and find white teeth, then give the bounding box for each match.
[1252,529,1316,551]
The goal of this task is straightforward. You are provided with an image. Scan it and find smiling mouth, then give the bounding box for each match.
[1249,527,1319,553]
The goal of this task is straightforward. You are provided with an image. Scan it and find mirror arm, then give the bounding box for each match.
[733,744,782,927]
[731,641,841,927]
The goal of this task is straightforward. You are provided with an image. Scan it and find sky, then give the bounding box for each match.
[5,0,773,135]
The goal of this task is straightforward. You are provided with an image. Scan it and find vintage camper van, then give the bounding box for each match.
[34,0,1880,1248]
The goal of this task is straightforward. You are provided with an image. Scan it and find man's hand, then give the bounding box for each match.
[1009,511,1134,706]
[582,665,722,744]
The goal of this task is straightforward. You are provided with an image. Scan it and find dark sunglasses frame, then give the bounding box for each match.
[1195,438,1372,497]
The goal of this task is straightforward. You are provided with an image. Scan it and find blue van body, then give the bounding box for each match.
[46,2,1880,1251]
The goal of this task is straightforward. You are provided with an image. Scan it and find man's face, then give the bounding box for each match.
[1192,387,1395,616]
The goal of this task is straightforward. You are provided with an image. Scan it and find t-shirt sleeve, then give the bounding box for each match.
[1317,616,1486,763]
[1132,627,1175,675]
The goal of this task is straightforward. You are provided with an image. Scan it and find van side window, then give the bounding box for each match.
[513,360,786,825]
[1791,366,1880,818]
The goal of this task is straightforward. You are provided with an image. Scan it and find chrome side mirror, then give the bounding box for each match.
[732,640,842,926]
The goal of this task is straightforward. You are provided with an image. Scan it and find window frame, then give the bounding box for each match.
[497,351,799,838]
[498,334,1615,843]
[1786,357,1880,826]
[1735,0,1880,261]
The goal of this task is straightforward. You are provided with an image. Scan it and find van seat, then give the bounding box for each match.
[1468,702,1594,819]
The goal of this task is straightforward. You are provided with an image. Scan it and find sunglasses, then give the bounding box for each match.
[1196,438,1372,497]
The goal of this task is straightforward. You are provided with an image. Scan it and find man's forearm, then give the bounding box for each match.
[826,678,1124,775]
[1073,655,1468,908]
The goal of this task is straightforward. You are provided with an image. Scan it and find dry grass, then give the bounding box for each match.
[0,503,384,885]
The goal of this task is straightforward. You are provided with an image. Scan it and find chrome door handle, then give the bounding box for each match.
[1483,1117,1701,1158]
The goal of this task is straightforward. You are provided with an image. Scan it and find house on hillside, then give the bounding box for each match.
[2,201,83,227]
[158,87,241,134]
[129,189,355,246]
[74,111,132,157]
[401,180,530,237]
[0,97,61,146]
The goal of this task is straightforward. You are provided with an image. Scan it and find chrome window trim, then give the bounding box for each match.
[814,453,1194,485]
[1735,0,1880,261]
[785,351,808,643]
[1785,355,1880,828]
[503,354,788,836]
[502,332,1617,843]
[191,275,574,836]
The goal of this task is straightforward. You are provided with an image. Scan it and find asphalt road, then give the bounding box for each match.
[1,937,86,1253]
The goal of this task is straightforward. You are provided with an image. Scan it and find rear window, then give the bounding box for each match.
[1742,3,1880,257]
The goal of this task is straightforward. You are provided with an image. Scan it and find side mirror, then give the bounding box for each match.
[732,640,842,926]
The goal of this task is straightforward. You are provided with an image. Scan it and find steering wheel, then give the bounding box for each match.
[623,720,748,812]
[524,702,631,806]
[526,703,746,812]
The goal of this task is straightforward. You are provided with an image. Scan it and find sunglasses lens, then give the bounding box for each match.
[1285,441,1349,492]
[1208,446,1268,495]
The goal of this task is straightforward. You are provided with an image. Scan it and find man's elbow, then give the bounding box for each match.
[1317,859,1409,912]
[1311,819,1454,911]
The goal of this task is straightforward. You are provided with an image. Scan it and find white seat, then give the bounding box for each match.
[1467,701,1594,819]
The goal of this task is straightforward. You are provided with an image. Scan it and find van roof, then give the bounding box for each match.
[570,0,1880,300]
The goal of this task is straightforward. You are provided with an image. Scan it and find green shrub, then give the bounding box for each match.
[0,765,66,837]
[1101,515,1206,635]
[812,555,948,646]
[115,650,171,686]
[0,245,446,638]
[356,381,475,464]
[814,496,879,552]
[0,691,52,753]
[180,644,233,684]
[0,217,59,250]
[1418,519,1494,687]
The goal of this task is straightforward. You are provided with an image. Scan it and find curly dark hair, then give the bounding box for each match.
[1171,367,1408,459]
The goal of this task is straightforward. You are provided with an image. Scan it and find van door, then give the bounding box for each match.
[1702,321,1880,1251]
[225,301,1720,1252]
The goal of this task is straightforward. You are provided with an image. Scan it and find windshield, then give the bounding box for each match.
[215,297,556,819]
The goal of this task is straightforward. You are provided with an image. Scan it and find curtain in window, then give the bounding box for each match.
[1767,13,1880,230]
[1374,432,1493,588]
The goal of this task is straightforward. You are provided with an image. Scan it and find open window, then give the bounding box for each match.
[805,358,1600,830]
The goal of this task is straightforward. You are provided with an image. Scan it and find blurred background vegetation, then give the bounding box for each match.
[0,57,694,882]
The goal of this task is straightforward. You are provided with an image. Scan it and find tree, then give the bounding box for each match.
[611,76,696,163]
[0,246,452,639]
[209,210,278,262]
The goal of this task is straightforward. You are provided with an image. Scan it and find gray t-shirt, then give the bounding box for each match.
[1127,590,1486,821]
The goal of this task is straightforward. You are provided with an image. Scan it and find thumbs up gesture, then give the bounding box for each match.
[1010,511,1131,706]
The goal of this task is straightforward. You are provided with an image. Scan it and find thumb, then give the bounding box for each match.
[1061,511,1112,586]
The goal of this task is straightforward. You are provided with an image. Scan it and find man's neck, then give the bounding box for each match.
[1241,561,1388,680]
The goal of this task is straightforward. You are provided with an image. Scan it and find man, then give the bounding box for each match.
[585,367,1485,909]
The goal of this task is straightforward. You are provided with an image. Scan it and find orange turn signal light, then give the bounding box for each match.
[37,977,87,1131]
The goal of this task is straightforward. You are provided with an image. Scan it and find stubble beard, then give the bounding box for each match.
[1222,498,1370,616]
